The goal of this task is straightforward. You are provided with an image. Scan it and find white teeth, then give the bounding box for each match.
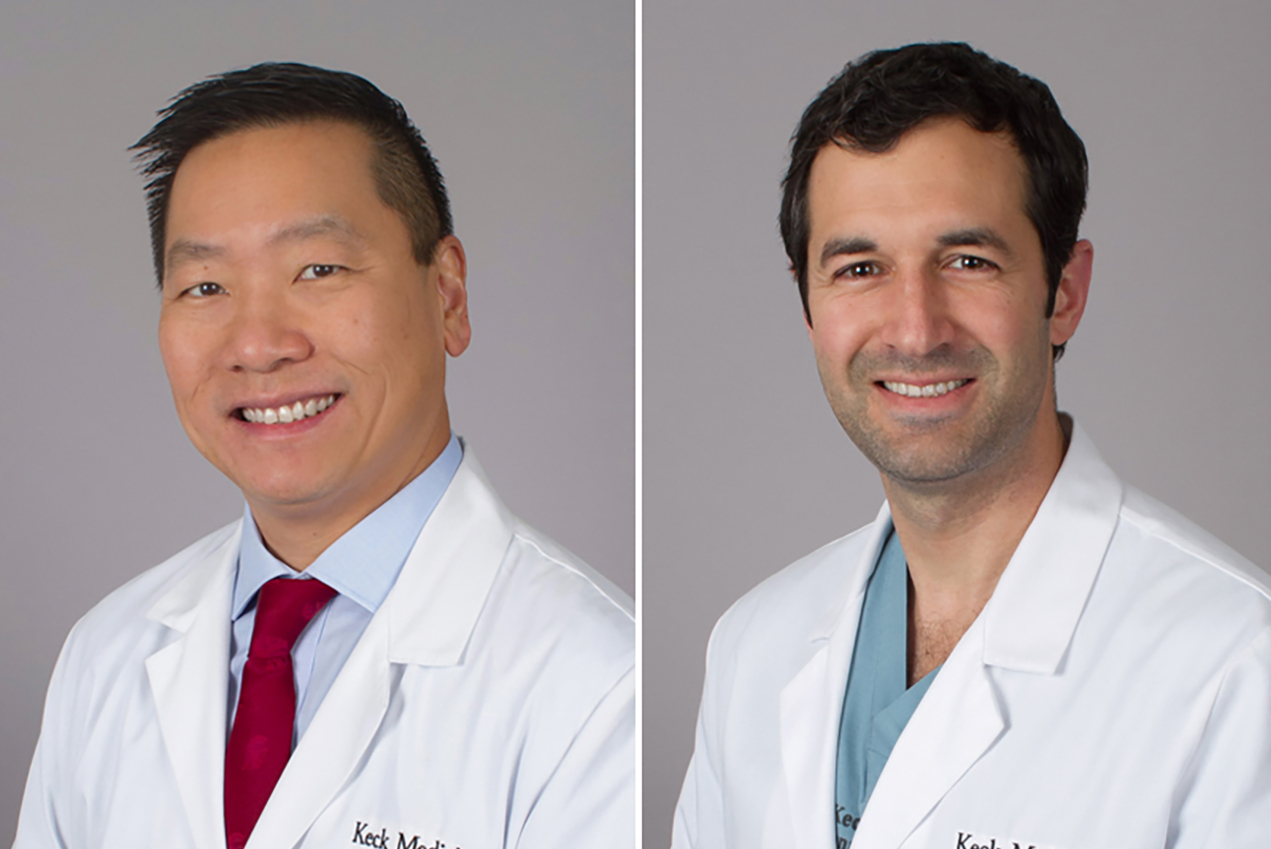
[882,379,968,399]
[243,395,337,425]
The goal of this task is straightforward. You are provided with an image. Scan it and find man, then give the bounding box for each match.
[672,43,1271,849]
[15,63,633,849]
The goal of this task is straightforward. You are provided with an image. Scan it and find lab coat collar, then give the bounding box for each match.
[808,501,894,643]
[980,419,1123,674]
[383,447,516,667]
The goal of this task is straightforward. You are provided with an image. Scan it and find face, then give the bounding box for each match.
[803,117,1089,489]
[158,121,470,524]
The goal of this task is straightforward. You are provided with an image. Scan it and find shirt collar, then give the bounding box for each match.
[232,433,464,619]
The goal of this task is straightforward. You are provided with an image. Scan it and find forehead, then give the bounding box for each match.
[165,121,384,246]
[805,118,1030,247]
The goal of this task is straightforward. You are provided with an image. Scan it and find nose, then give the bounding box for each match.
[877,267,955,358]
[222,287,313,373]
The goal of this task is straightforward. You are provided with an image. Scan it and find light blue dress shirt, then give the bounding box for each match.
[834,528,941,849]
[227,433,463,746]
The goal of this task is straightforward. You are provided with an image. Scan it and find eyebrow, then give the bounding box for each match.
[266,214,368,248]
[818,236,878,268]
[165,239,225,273]
[937,227,1015,260]
[164,215,369,275]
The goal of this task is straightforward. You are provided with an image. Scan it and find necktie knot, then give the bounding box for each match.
[248,577,338,659]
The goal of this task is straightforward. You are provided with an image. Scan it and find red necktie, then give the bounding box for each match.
[224,577,337,849]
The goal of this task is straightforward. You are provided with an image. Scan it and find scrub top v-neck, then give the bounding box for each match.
[834,528,940,848]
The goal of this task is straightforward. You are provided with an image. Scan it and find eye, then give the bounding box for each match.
[181,281,226,298]
[835,260,882,280]
[947,254,998,272]
[298,264,343,280]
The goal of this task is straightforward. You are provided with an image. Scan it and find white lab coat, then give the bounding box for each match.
[16,451,634,849]
[672,423,1271,849]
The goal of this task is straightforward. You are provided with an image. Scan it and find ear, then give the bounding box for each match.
[431,235,471,357]
[1049,239,1092,349]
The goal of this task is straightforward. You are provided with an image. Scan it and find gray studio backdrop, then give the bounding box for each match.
[644,0,1271,845]
[0,0,633,836]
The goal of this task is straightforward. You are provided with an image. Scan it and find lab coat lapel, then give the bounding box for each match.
[246,450,515,849]
[852,623,1004,849]
[779,506,892,849]
[145,524,241,849]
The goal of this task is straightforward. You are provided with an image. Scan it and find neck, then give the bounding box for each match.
[248,422,452,571]
[885,411,1070,680]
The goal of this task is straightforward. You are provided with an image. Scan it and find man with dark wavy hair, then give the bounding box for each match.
[16,63,633,849]
[673,42,1270,849]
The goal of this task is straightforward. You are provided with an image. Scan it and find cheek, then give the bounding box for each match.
[329,292,438,380]
[950,284,1046,348]
[809,303,869,366]
[157,322,206,403]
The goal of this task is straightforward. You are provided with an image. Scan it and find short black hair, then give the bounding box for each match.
[131,61,452,283]
[779,42,1087,357]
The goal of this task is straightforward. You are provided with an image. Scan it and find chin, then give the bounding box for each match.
[233,468,345,511]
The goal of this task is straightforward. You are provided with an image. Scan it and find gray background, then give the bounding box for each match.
[0,0,633,837]
[644,0,1271,844]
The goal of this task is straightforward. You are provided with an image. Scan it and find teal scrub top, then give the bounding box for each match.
[834,529,940,848]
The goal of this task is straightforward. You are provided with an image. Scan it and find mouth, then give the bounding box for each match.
[879,379,970,399]
[235,394,340,425]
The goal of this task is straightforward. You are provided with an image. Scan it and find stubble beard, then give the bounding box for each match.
[818,345,1049,490]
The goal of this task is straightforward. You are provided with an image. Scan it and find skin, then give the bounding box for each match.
[803,117,1092,684]
[158,120,470,569]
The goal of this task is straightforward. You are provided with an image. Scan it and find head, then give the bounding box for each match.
[787,45,1093,493]
[132,61,452,284]
[137,64,471,545]
[780,41,1087,360]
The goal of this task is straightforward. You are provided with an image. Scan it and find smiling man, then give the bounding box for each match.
[15,63,633,849]
[672,43,1271,849]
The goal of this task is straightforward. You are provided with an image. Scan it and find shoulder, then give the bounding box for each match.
[64,522,237,648]
[468,520,634,712]
[1117,486,1271,599]
[485,521,633,669]
[44,522,238,715]
[1100,487,1271,657]
[706,522,877,675]
[508,520,634,622]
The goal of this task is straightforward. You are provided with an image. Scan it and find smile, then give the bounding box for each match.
[238,394,338,425]
[881,379,969,398]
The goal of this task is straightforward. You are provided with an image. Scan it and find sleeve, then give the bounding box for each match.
[670,624,726,849]
[514,666,635,849]
[1169,625,1271,848]
[13,627,82,849]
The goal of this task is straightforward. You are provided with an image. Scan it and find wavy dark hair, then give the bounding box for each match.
[779,42,1087,356]
[131,62,452,283]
